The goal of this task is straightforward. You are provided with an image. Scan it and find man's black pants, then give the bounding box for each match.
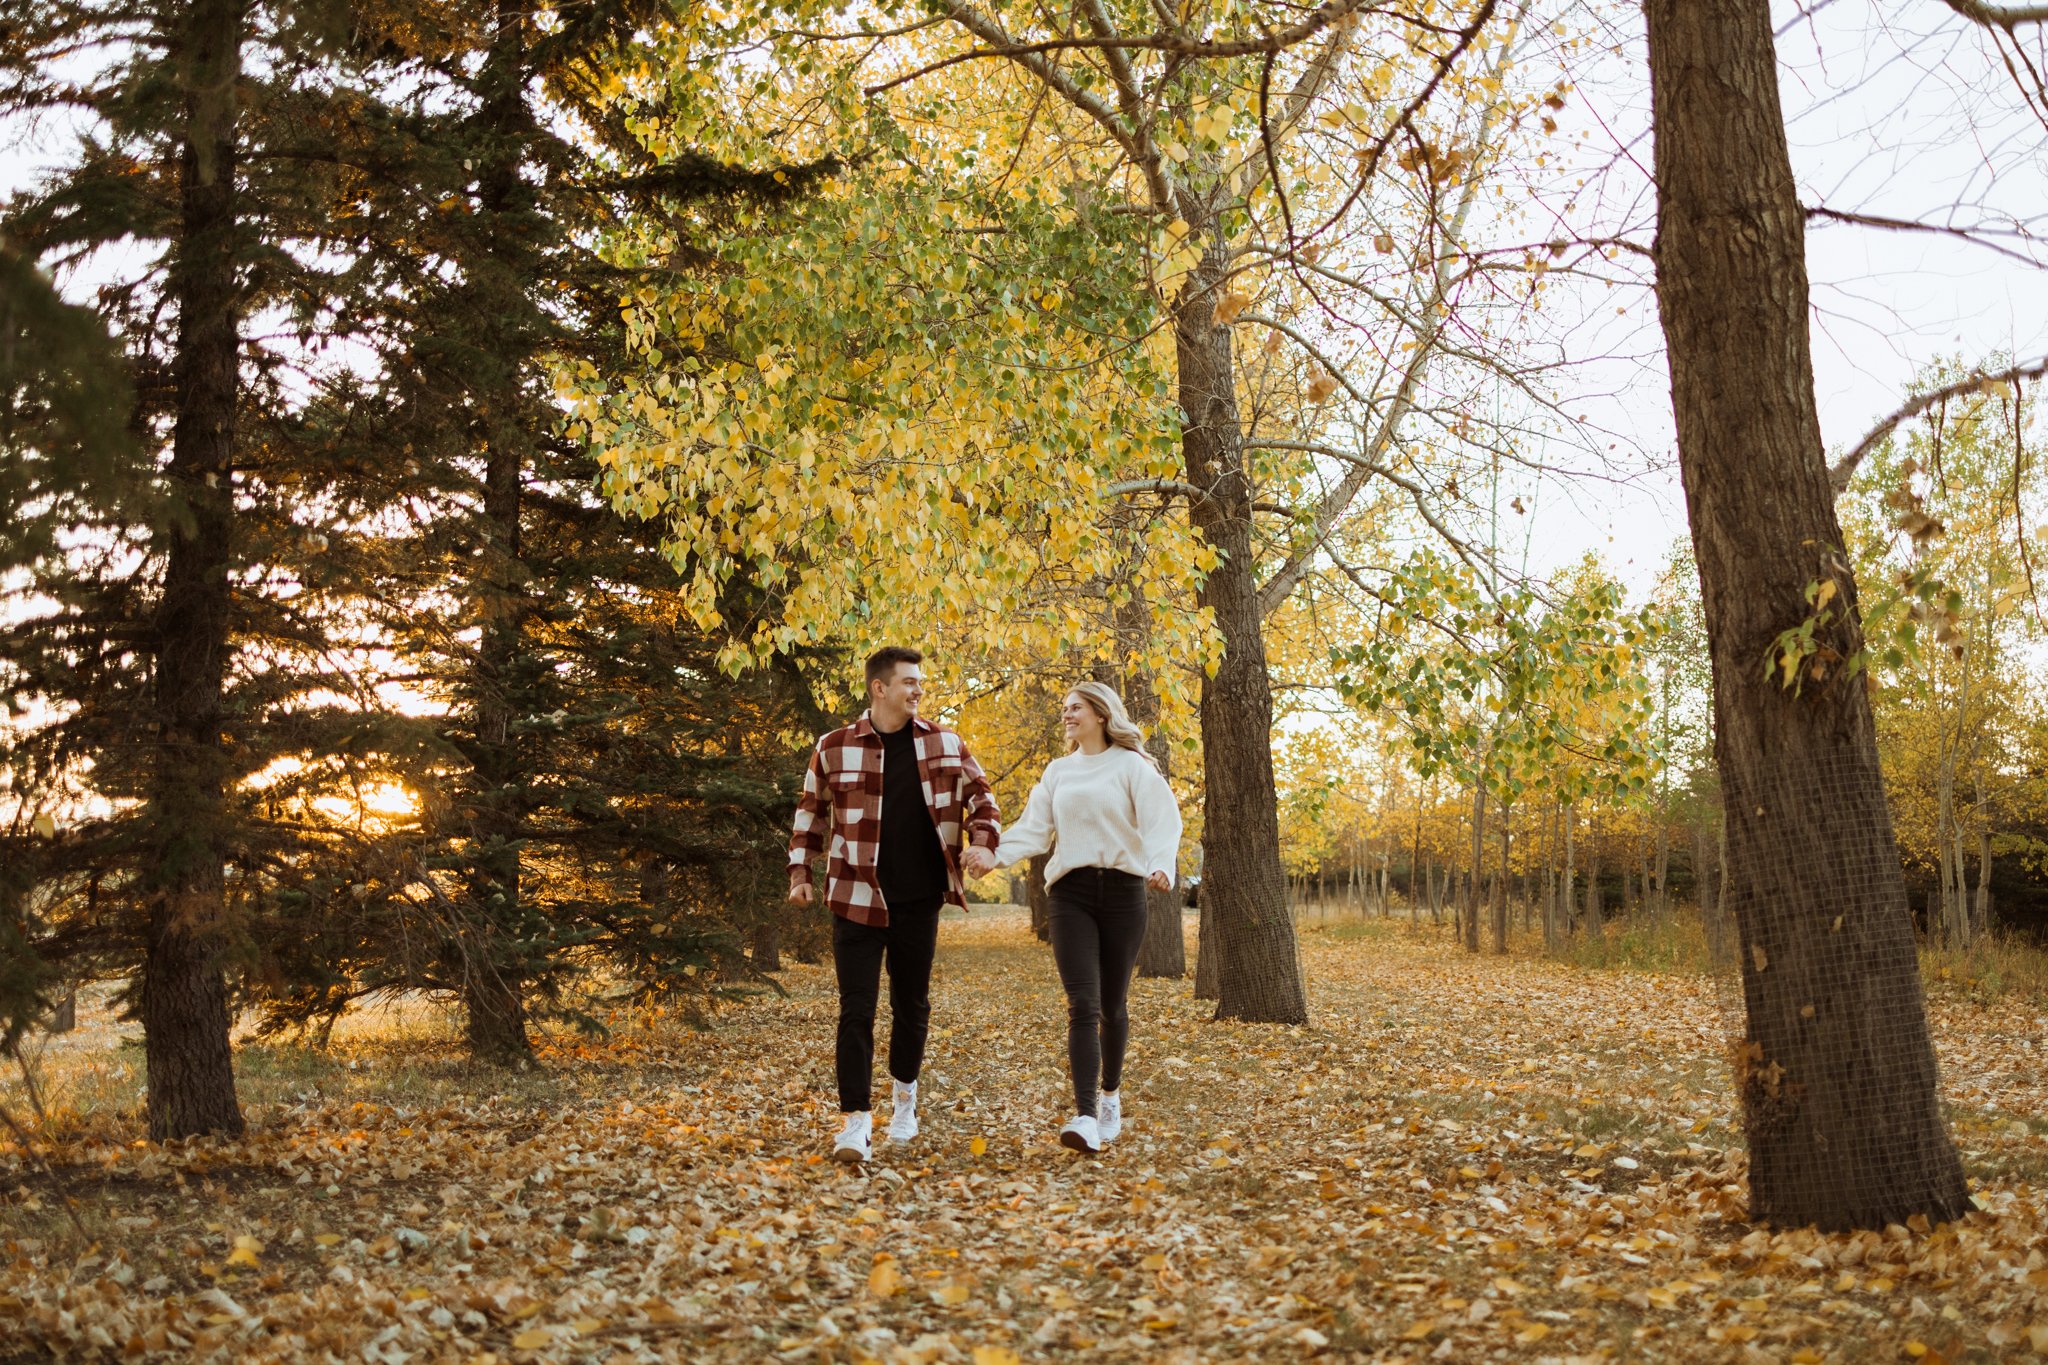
[832,896,942,1113]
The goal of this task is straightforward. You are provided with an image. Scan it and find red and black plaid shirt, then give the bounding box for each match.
[788,713,1002,927]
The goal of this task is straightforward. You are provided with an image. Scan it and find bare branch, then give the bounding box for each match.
[1806,204,2046,268]
[1941,0,2048,25]
[1829,355,2048,492]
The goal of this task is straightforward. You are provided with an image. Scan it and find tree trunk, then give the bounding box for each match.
[1973,775,1993,938]
[1177,230,1304,1023]
[751,918,783,973]
[1028,854,1051,943]
[142,0,249,1142]
[1464,779,1486,952]
[1562,804,1577,938]
[1492,804,1510,954]
[1646,0,1971,1229]
[453,2,540,1066]
[1114,637,1186,979]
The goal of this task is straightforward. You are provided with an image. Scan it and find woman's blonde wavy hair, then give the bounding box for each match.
[1067,681,1155,766]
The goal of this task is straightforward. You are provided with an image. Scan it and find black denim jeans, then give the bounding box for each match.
[1047,866,1148,1119]
[831,896,942,1112]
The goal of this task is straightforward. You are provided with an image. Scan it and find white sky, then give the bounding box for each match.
[1506,0,2048,594]
[6,3,2042,605]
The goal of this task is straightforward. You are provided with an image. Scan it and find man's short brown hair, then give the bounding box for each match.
[865,645,923,691]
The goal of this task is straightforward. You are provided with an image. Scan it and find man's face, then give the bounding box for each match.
[871,663,924,716]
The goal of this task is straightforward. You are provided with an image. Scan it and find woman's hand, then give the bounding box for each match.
[961,846,997,878]
[1147,870,1171,893]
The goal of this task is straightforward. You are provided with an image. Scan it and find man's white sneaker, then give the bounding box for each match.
[1097,1090,1122,1144]
[833,1112,872,1164]
[887,1079,919,1142]
[1059,1115,1102,1154]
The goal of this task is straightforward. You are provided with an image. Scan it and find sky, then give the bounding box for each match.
[4,3,2042,604]
[1504,0,2048,594]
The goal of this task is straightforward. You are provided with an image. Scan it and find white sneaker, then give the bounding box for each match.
[1059,1115,1102,1154]
[887,1079,919,1142]
[1098,1090,1122,1144]
[833,1112,872,1164]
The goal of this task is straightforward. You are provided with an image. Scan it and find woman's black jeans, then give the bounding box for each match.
[1047,866,1148,1119]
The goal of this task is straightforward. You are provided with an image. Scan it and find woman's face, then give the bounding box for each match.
[1062,692,1106,747]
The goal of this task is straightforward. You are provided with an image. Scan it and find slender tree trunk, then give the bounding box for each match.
[751,919,783,973]
[453,2,540,1066]
[1028,854,1051,943]
[1646,0,1970,1229]
[1562,803,1577,939]
[1492,804,1510,954]
[1177,230,1304,1023]
[1973,776,1993,938]
[142,0,250,1142]
[1464,779,1486,952]
[1116,634,1187,979]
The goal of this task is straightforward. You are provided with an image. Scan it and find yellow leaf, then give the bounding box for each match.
[855,1206,885,1224]
[313,1233,342,1247]
[1141,1254,1168,1272]
[868,1258,904,1299]
[970,1136,987,1157]
[1790,1351,1823,1364]
[31,812,56,839]
[1514,1323,1550,1344]
[932,1283,972,1306]
[512,1327,554,1349]
[1905,1343,1929,1359]
[1401,1318,1437,1340]
[224,1236,261,1269]
[572,1319,607,1336]
[972,1350,1022,1365]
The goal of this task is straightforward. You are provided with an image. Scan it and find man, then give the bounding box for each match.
[788,646,1002,1163]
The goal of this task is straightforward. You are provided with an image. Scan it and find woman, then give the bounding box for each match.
[989,682,1182,1153]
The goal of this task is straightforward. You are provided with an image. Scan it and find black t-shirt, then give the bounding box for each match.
[876,721,948,906]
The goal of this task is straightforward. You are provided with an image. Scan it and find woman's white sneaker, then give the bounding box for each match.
[887,1079,919,1142]
[1059,1115,1102,1153]
[1097,1090,1122,1144]
[833,1112,873,1164]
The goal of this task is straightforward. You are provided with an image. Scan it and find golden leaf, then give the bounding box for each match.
[1514,1323,1550,1344]
[932,1282,971,1306]
[511,1327,554,1349]
[867,1258,904,1299]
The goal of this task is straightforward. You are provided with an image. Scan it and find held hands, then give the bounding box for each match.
[960,847,997,879]
[788,881,814,907]
[1147,870,1172,893]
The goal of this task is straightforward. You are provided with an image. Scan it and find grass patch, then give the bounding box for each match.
[1548,911,1727,977]
[1920,930,2048,1005]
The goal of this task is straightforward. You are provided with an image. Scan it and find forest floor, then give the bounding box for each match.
[3,909,2046,1364]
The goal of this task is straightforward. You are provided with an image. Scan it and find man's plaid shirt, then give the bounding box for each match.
[788,713,1002,927]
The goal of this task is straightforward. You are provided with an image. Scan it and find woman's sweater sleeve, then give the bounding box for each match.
[993,770,1055,868]
[1135,759,1183,880]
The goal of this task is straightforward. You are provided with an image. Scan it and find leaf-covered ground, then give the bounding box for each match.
[4,910,2046,1363]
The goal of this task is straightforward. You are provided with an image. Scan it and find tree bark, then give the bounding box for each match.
[1646,0,1971,1229]
[451,1,540,1066]
[1177,231,1304,1023]
[142,0,249,1143]
[1492,804,1510,954]
[1463,778,1486,953]
[1027,854,1051,943]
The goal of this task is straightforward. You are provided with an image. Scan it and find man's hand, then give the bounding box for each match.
[788,881,814,907]
[1147,870,1172,893]
[960,847,996,879]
